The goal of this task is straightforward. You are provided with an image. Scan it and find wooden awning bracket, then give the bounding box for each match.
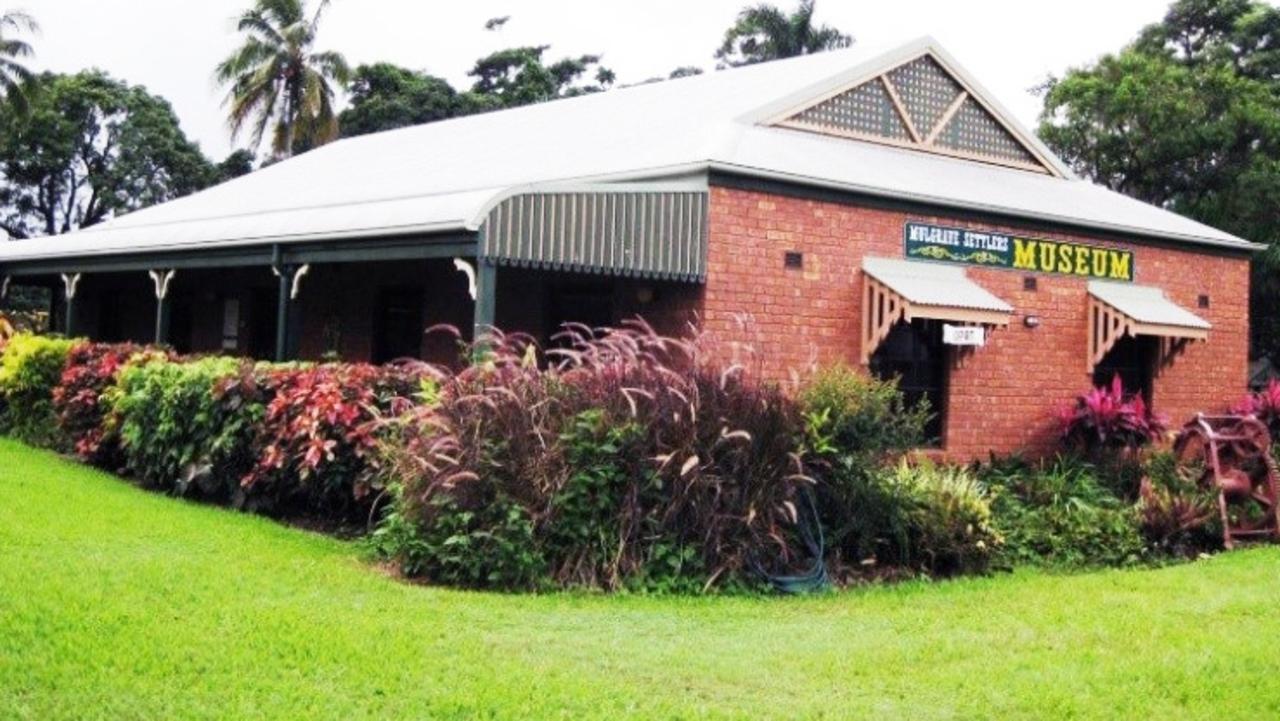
[1088,296,1205,373]
[861,276,1009,365]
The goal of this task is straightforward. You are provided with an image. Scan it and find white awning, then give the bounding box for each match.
[861,257,1012,363]
[1088,281,1210,337]
[1087,281,1210,370]
[863,257,1013,315]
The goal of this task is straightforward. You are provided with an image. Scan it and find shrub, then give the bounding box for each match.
[876,460,1000,576]
[112,356,265,498]
[241,363,419,518]
[799,365,932,574]
[981,455,1146,568]
[1059,374,1166,454]
[1235,380,1280,438]
[1138,450,1220,556]
[799,364,930,459]
[0,333,77,448]
[375,323,814,592]
[52,342,152,466]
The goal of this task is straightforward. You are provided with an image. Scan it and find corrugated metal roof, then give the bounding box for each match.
[481,189,707,281]
[863,257,1013,313]
[1088,281,1211,331]
[0,37,1258,266]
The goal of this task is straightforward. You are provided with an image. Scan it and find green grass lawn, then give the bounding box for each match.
[2,438,1278,720]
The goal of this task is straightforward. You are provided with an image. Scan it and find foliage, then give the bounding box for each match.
[51,341,151,466]
[0,70,215,239]
[1037,0,1280,362]
[0,9,38,113]
[799,364,929,460]
[216,149,257,182]
[338,63,495,138]
[242,363,418,517]
[373,489,545,590]
[981,455,1147,568]
[716,0,851,67]
[112,356,265,498]
[468,45,615,107]
[1234,378,1280,438]
[799,365,936,575]
[375,323,813,592]
[1059,374,1167,452]
[1138,450,1221,555]
[0,333,75,447]
[216,0,350,158]
[873,460,1000,576]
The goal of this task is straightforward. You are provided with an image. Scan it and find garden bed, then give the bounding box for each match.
[0,327,1263,592]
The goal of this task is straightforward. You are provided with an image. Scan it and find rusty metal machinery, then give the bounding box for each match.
[1172,414,1280,548]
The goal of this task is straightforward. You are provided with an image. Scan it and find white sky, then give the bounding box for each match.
[19,0,1178,161]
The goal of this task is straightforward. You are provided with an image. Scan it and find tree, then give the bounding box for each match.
[216,149,257,182]
[216,0,350,159]
[715,0,851,68]
[1038,0,1280,361]
[338,63,495,138]
[0,9,37,111]
[468,45,614,107]
[0,71,215,239]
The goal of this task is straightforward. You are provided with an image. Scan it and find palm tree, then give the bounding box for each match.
[216,0,350,159]
[715,0,851,68]
[0,9,38,111]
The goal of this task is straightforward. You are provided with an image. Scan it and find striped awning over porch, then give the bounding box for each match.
[478,189,709,282]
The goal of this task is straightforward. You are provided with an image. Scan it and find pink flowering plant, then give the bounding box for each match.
[1234,379,1280,437]
[1059,374,1167,451]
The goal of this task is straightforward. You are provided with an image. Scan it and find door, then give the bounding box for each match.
[374,286,425,364]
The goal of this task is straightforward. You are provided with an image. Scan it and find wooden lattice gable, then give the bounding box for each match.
[772,50,1059,176]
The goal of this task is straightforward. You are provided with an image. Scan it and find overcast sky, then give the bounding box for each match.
[20,0,1179,161]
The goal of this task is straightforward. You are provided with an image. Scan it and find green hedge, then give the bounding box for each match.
[112,356,263,499]
[0,333,77,448]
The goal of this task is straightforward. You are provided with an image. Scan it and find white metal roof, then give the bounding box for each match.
[863,256,1014,314]
[0,36,1258,264]
[1088,281,1211,331]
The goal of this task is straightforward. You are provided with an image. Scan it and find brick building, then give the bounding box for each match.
[0,38,1258,458]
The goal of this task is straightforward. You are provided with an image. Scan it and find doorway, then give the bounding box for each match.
[373,286,425,364]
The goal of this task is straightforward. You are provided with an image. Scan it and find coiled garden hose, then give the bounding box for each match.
[755,487,829,594]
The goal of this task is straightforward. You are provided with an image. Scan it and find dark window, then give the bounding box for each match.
[373,286,425,364]
[545,283,614,346]
[1093,334,1156,404]
[869,318,947,446]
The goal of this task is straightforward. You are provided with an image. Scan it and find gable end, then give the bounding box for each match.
[773,52,1056,175]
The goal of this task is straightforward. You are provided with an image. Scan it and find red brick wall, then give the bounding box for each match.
[702,185,1251,459]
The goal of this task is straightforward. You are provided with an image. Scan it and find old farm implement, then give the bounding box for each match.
[1172,414,1280,548]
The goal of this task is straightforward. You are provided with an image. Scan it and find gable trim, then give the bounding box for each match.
[880,75,923,143]
[759,42,1067,178]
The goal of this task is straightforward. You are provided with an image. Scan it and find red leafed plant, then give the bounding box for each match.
[52,341,150,465]
[1234,379,1280,437]
[241,363,420,517]
[1059,374,1167,451]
